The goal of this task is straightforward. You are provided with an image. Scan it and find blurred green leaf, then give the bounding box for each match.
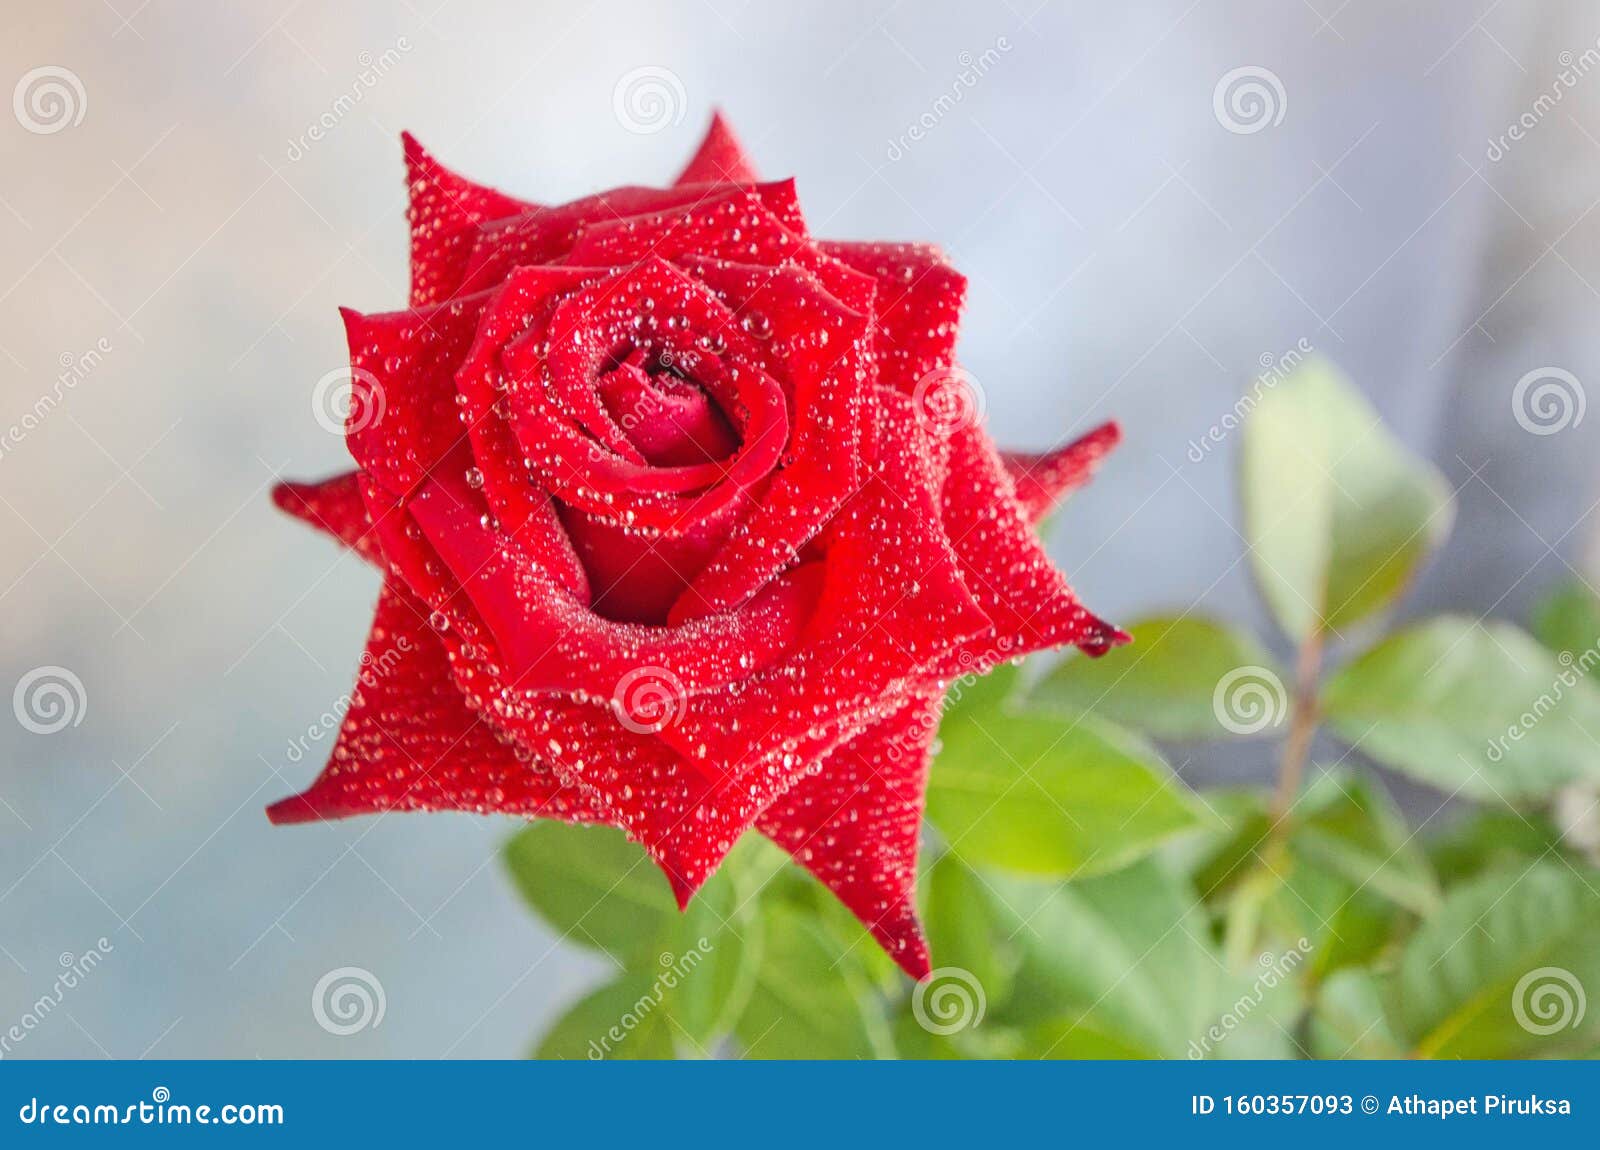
[1194,775,1427,977]
[1241,358,1453,643]
[923,852,1017,1009]
[733,906,895,1059]
[505,824,761,1047]
[927,709,1203,878]
[1426,809,1568,888]
[672,868,761,1046]
[1308,969,1405,1059]
[1034,616,1286,740]
[942,659,1022,721]
[534,975,678,1060]
[504,823,676,962]
[1293,771,1439,916]
[989,860,1303,1059]
[1532,579,1600,659]
[1394,862,1600,1058]
[1323,616,1600,798]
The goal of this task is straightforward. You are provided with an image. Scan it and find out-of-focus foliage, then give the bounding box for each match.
[509,360,1600,1059]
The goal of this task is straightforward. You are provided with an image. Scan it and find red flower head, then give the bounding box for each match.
[268,113,1124,978]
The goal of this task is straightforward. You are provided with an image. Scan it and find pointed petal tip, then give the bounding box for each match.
[265,793,321,826]
[897,939,933,982]
[269,480,298,513]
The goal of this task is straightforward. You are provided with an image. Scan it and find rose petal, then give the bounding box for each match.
[667,259,873,622]
[939,423,1127,673]
[757,687,943,980]
[271,472,382,566]
[341,293,494,503]
[674,111,760,186]
[661,390,991,776]
[1001,421,1122,525]
[406,467,823,699]
[458,180,805,297]
[403,132,536,306]
[819,241,966,394]
[266,579,603,826]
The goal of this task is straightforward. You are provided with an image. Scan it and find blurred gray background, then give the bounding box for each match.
[1,0,1597,1057]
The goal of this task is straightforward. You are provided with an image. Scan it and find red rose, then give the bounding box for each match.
[269,114,1123,978]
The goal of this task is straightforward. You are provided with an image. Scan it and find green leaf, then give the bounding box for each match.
[504,823,676,962]
[923,852,1017,1008]
[1034,616,1287,740]
[1293,771,1439,916]
[733,906,895,1059]
[942,659,1022,721]
[1241,357,1453,642]
[1426,809,1567,888]
[671,866,761,1047]
[534,975,678,1060]
[1308,969,1405,1059]
[926,709,1203,878]
[1394,862,1600,1058]
[1323,616,1600,799]
[1532,579,1600,660]
[1191,777,1426,976]
[989,860,1303,1059]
